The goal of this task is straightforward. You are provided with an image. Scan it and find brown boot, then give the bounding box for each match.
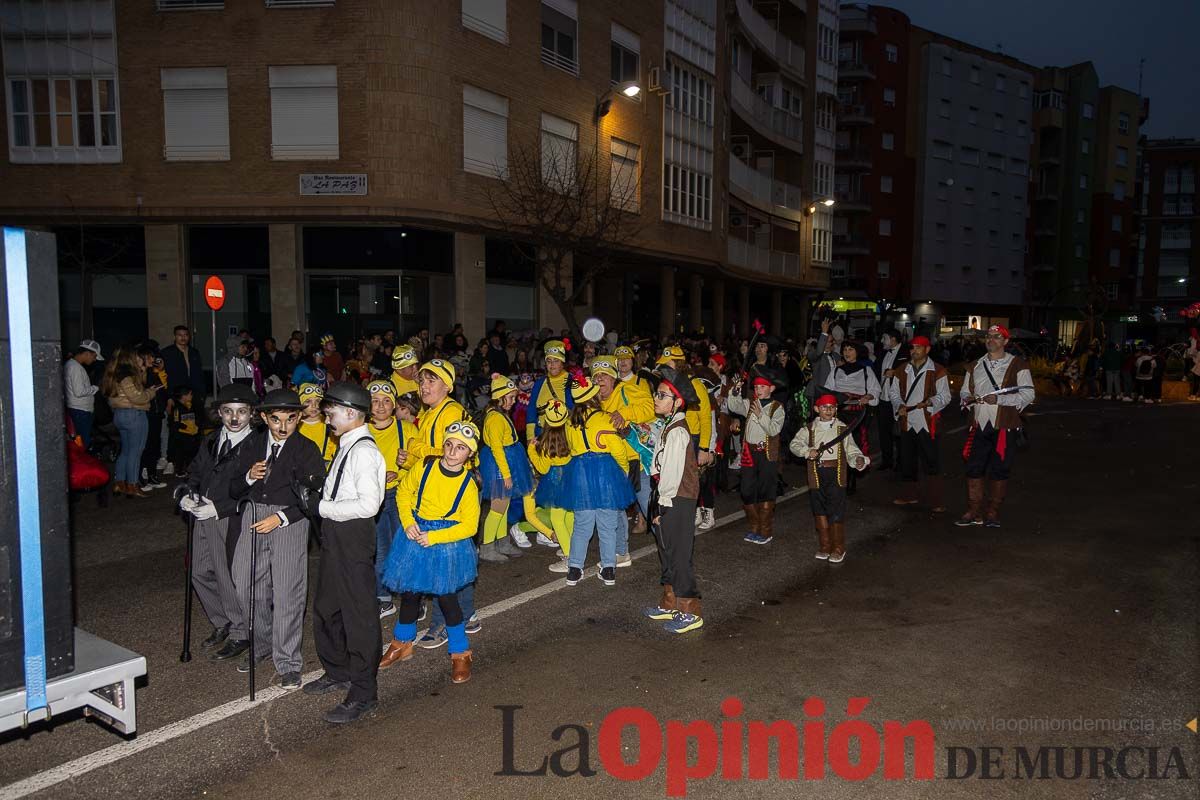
[659,583,677,612]
[112,481,127,496]
[829,522,846,563]
[379,639,414,669]
[893,481,919,506]
[450,650,473,684]
[955,478,985,526]
[743,504,760,537]
[984,480,1007,527]
[814,515,831,559]
[758,502,776,542]
[125,483,150,498]
[631,511,647,535]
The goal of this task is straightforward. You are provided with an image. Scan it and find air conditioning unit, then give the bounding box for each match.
[731,136,752,160]
[648,66,663,94]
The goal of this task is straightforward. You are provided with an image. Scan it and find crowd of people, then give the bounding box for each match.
[1049,339,1200,403]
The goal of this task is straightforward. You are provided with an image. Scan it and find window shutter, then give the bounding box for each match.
[463,84,508,177]
[462,0,506,42]
[542,0,576,20]
[161,68,229,161]
[269,65,338,160]
[611,22,639,53]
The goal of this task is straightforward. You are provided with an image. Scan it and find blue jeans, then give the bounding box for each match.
[68,408,93,447]
[375,487,399,601]
[112,409,148,484]
[428,582,476,632]
[615,462,651,556]
[568,509,620,570]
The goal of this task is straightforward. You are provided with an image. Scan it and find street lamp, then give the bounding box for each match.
[595,81,641,121]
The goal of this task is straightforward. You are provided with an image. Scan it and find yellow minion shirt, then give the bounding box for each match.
[566,409,630,473]
[396,458,480,544]
[526,371,569,439]
[368,419,408,490]
[391,373,419,398]
[527,442,571,476]
[404,395,467,467]
[482,407,519,480]
[685,376,713,448]
[299,418,337,466]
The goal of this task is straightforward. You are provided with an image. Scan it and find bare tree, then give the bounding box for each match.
[483,134,644,336]
[56,222,134,341]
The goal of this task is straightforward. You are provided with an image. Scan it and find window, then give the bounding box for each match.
[1161,223,1191,248]
[994,74,1005,92]
[935,184,948,202]
[609,138,639,211]
[986,152,1004,171]
[882,132,895,150]
[884,88,897,106]
[938,98,950,118]
[1079,174,1088,190]
[663,159,713,227]
[991,191,1001,209]
[964,186,976,205]
[5,0,121,163]
[1109,248,1120,268]
[880,175,893,193]
[666,61,714,124]
[879,219,892,236]
[1074,243,1084,258]
[993,113,1004,132]
[970,66,980,84]
[462,0,507,42]
[463,84,508,177]
[1164,167,1180,193]
[818,24,836,63]
[611,22,640,86]
[157,0,224,8]
[967,106,978,126]
[161,68,229,161]
[932,140,952,160]
[1082,102,1094,119]
[1011,232,1021,248]
[1036,90,1064,110]
[269,65,338,160]
[1114,180,1126,201]
[942,57,952,77]
[812,210,832,263]
[1163,197,1179,216]
[1181,167,1195,193]
[987,268,998,283]
[814,161,833,198]
[1117,111,1130,134]
[1081,138,1090,154]
[1015,119,1027,138]
[732,38,742,72]
[962,226,975,244]
[540,113,577,191]
[935,223,947,240]
[1009,157,1027,176]
[877,260,891,278]
[1116,146,1128,167]
[264,0,334,6]
[1076,209,1085,224]
[1181,195,1195,215]
[960,147,980,166]
[885,43,898,63]
[1019,81,1029,99]
[541,0,578,75]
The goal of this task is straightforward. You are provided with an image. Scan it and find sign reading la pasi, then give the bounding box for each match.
[300,174,368,196]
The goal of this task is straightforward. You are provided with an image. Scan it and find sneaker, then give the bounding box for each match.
[535,533,557,548]
[156,457,169,473]
[548,559,570,573]
[814,551,830,561]
[236,651,271,673]
[565,567,583,586]
[615,552,633,568]
[302,673,350,696]
[175,470,189,480]
[280,671,302,690]
[751,533,773,545]
[697,508,714,530]
[323,700,378,725]
[643,605,676,620]
[465,613,482,634]
[742,531,758,542]
[598,566,616,586]
[828,551,846,564]
[138,480,160,492]
[378,601,396,619]
[694,507,703,527]
[984,519,1001,529]
[555,548,565,557]
[162,462,175,475]
[954,517,983,527]
[416,627,447,649]
[508,524,532,549]
[418,602,427,622]
[663,612,704,634]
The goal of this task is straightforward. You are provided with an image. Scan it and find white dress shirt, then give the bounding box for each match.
[244,434,292,526]
[64,358,98,412]
[960,353,1035,429]
[319,424,385,522]
[888,361,951,434]
[879,346,902,400]
[823,364,881,406]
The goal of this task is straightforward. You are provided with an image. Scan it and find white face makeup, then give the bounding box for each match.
[261,410,300,441]
[219,403,253,433]
[323,403,362,435]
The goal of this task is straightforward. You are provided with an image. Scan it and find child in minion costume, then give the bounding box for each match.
[563,377,634,587]
[379,420,481,683]
[526,340,573,439]
[527,399,576,572]
[592,356,655,565]
[297,382,338,466]
[389,344,420,398]
[478,374,538,562]
[366,380,405,615]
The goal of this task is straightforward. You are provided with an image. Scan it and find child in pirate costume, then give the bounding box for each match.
[822,341,880,495]
[378,420,482,684]
[592,356,654,567]
[478,374,537,561]
[366,380,405,618]
[642,367,704,634]
[563,377,635,587]
[297,383,338,466]
[788,394,870,563]
[655,345,715,467]
[725,367,787,545]
[528,400,577,572]
[179,383,258,662]
[389,344,420,399]
[228,389,327,688]
[526,340,573,439]
[887,336,951,513]
[956,325,1035,528]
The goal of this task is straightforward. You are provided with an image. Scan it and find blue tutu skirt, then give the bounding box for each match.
[534,464,568,508]
[478,442,535,499]
[562,451,635,511]
[382,516,477,596]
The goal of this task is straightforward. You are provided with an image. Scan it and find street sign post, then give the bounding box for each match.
[204,277,225,395]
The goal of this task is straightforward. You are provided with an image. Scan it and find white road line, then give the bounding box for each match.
[4,425,974,799]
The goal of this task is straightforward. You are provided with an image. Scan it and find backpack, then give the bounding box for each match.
[1136,358,1154,378]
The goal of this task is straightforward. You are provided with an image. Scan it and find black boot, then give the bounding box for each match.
[201,623,230,650]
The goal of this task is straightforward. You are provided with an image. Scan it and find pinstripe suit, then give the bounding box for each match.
[230,430,326,674]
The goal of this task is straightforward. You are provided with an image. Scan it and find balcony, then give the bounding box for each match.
[833,234,870,255]
[838,103,874,126]
[1034,226,1057,238]
[836,147,873,171]
[834,189,871,212]
[1035,189,1060,203]
[840,5,877,35]
[1039,149,1062,166]
[735,0,806,79]
[838,60,876,81]
[728,238,803,280]
[728,157,806,217]
[731,72,804,152]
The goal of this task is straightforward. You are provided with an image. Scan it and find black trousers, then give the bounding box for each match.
[808,467,848,522]
[397,591,462,627]
[698,462,718,509]
[899,428,940,482]
[963,424,1014,480]
[314,517,380,703]
[654,498,699,598]
[141,411,164,475]
[739,448,778,504]
[876,401,897,467]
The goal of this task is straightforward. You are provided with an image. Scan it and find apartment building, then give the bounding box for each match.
[0,0,834,354]
[1136,138,1199,334]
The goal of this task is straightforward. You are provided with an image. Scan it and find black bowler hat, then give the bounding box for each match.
[259,389,302,411]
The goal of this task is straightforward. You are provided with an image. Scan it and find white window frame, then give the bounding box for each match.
[1082,102,1094,119]
[540,112,578,192]
[938,98,950,118]
[462,0,508,43]
[161,67,229,161]
[881,131,894,151]
[879,218,892,236]
[611,22,640,89]
[1114,180,1126,201]
[1111,214,1122,233]
[994,73,1005,92]
[1116,146,1128,167]
[463,84,509,178]
[268,65,338,160]
[941,57,952,77]
[880,175,893,193]
[541,0,579,76]
[1081,138,1090,154]
[610,137,640,212]
[877,260,890,278]
[969,66,980,85]
[884,43,898,63]
[883,87,896,107]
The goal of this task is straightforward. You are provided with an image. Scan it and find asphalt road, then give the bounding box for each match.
[2,397,1197,799]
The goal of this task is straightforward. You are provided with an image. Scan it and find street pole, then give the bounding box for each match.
[211,308,217,396]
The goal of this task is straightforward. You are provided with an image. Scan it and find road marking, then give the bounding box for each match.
[2,426,973,799]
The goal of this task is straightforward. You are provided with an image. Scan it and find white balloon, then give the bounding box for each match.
[582,317,606,343]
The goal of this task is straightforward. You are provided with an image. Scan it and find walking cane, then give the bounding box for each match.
[173,485,195,663]
[236,496,259,701]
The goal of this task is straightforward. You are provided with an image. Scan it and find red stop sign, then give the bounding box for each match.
[204,276,225,311]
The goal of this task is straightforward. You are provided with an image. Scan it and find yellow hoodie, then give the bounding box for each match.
[396,458,480,545]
